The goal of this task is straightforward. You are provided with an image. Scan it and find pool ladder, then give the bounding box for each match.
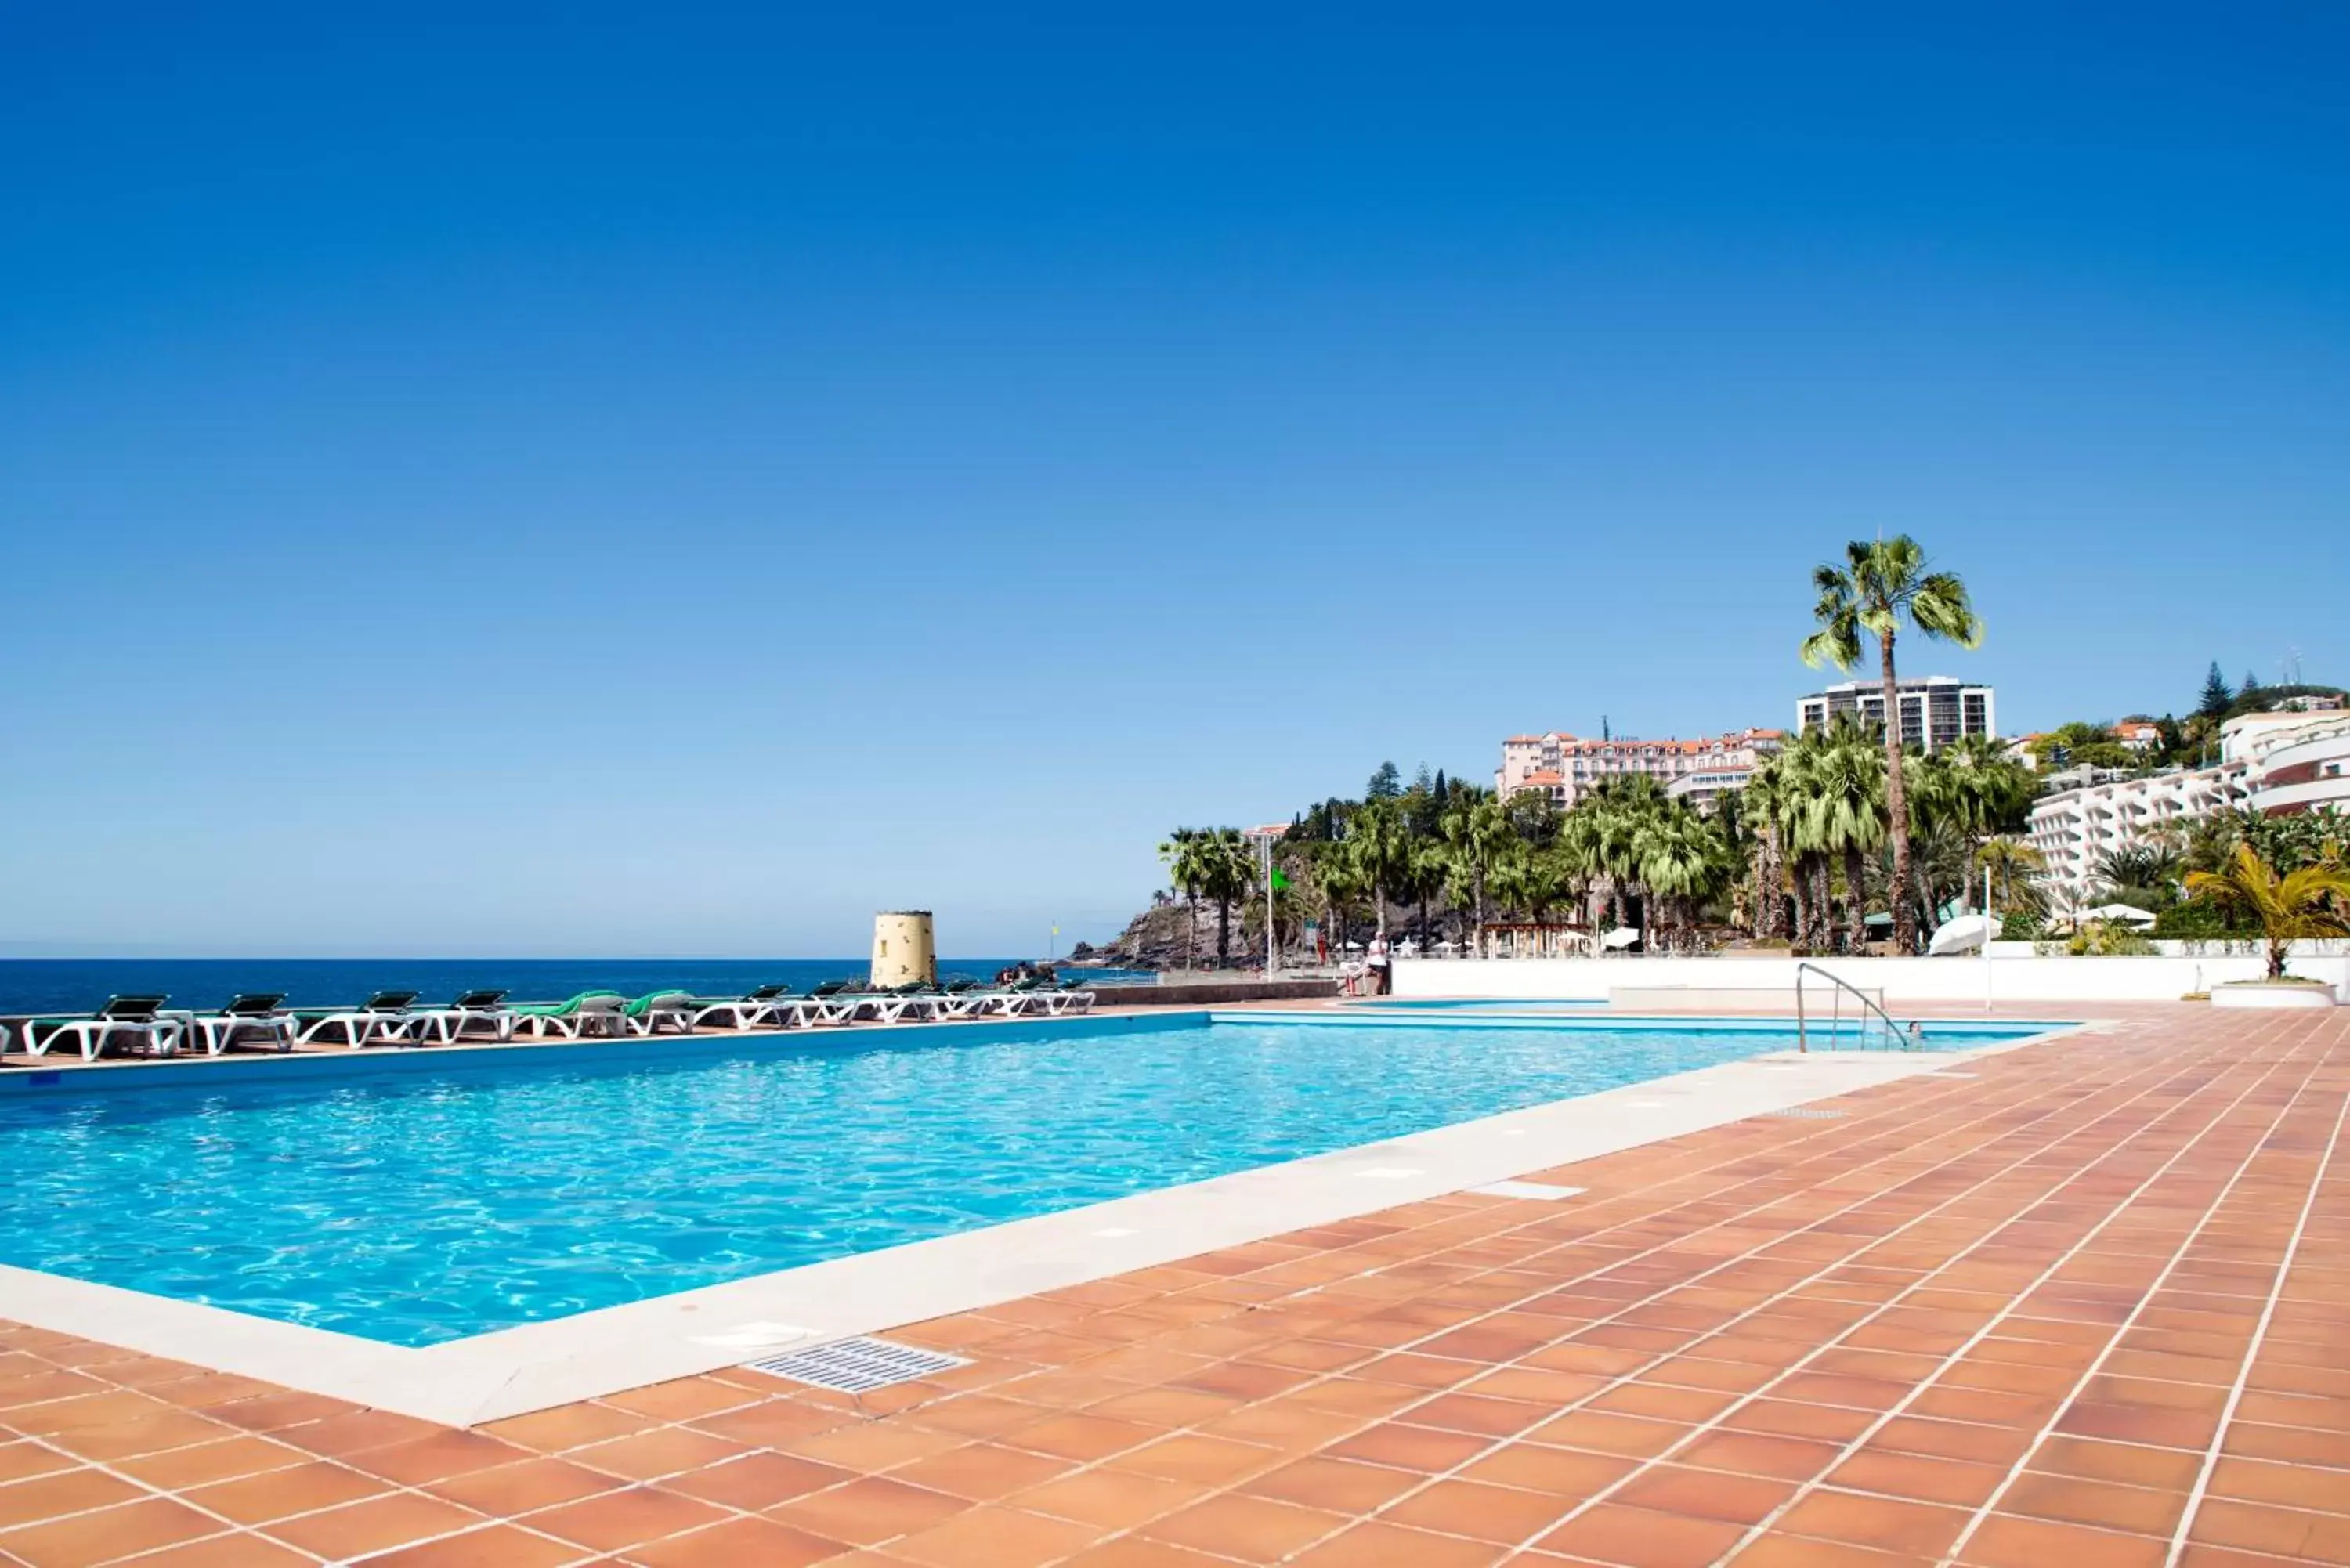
[1794,963,1921,1052]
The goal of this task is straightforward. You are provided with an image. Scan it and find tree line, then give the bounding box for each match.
[1156,536,2053,963]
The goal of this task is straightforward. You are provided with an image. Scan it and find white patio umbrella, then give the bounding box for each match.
[2081,903,2158,927]
[1600,927,1641,950]
[1927,912,1994,956]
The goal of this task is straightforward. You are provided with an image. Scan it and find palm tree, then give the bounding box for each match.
[1742,753,1791,940]
[1551,814,1605,936]
[1310,842,1370,960]
[1401,836,1449,953]
[1242,850,1310,959]
[1486,847,1535,954]
[1637,807,1732,952]
[2184,844,2350,981]
[1768,737,1822,948]
[1975,835,2045,917]
[1156,828,1207,968]
[1441,787,1513,957]
[2094,844,2184,909]
[1347,797,1414,938]
[1800,535,1983,953]
[1195,829,1257,966]
[1806,724,1885,948]
[1909,735,2034,916]
[1588,775,1665,941]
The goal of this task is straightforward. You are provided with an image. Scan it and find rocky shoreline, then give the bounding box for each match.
[1067,901,1223,971]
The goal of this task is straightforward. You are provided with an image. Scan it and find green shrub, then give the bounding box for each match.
[2152,901,2256,941]
[1999,912,2043,941]
[2066,919,2158,956]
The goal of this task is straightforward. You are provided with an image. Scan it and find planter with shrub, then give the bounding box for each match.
[2210,977,2338,1010]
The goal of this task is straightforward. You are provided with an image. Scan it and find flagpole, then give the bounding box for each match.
[1262,834,1278,977]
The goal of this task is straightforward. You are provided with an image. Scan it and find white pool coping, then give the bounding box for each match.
[0,1010,2084,1426]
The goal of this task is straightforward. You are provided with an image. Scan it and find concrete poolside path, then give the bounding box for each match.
[0,1004,2343,1566]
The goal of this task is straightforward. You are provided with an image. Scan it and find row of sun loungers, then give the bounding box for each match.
[5,978,1097,1064]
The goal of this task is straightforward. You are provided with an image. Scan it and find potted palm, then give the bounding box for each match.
[2183,845,2350,1009]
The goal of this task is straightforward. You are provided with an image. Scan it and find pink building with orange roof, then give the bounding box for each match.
[1495,727,1784,811]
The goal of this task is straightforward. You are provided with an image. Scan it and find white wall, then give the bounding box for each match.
[1394,953,2350,1004]
[1987,940,2350,959]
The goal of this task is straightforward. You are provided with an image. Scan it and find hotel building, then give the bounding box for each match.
[2026,763,2250,909]
[1496,728,1784,812]
[1795,677,1995,751]
[2222,707,2350,817]
[2023,706,2350,908]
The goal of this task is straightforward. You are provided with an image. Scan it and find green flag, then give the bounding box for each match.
[1269,865,1292,892]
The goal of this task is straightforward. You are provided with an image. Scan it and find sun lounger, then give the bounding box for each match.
[406,989,515,1044]
[967,977,1098,1017]
[960,978,1056,1017]
[774,995,855,1027]
[294,991,424,1047]
[624,991,698,1036]
[687,985,797,1030]
[189,992,296,1054]
[509,991,628,1039]
[25,995,186,1062]
[924,977,988,1019]
[833,983,952,1023]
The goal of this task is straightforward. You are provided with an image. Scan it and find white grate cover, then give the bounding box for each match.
[1470,1180,1589,1201]
[1763,1107,1847,1119]
[743,1336,970,1393]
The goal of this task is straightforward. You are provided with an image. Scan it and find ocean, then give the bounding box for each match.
[0,958,1057,1016]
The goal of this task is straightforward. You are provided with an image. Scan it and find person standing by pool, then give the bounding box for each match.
[1366,934,1392,995]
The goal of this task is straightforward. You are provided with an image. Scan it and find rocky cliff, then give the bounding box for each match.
[1076,901,1226,970]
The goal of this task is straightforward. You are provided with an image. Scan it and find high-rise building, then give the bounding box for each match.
[1795,677,1994,751]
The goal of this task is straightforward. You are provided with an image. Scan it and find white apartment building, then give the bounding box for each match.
[2026,705,2350,909]
[1497,728,1784,812]
[2223,708,2350,816]
[1796,677,1995,752]
[2027,763,2250,909]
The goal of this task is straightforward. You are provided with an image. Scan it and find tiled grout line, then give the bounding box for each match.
[1697,1016,2329,1566]
[0,1017,2243,1568]
[1410,1020,2331,1568]
[2160,1054,2350,1567]
[0,1420,339,1564]
[1086,1024,2310,1565]
[967,1026,2254,1564]
[0,1368,620,1566]
[1033,1031,2262,1554]
[1423,1014,2334,1565]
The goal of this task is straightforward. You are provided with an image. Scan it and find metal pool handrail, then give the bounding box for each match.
[1795,963,1915,1052]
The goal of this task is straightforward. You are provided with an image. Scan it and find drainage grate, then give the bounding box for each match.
[1763,1107,1847,1119]
[743,1336,970,1393]
[1471,1180,1589,1201]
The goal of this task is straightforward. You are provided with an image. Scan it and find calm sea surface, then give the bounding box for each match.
[0,959,1064,1015]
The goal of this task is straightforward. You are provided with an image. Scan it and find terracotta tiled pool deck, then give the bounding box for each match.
[2,1003,2345,1566]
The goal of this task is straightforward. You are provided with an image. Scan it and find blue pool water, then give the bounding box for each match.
[0,1014,2050,1346]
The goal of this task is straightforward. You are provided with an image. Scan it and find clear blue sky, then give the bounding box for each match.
[4,4,2344,956]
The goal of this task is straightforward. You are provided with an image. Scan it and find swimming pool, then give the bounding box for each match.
[0,1013,2054,1346]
